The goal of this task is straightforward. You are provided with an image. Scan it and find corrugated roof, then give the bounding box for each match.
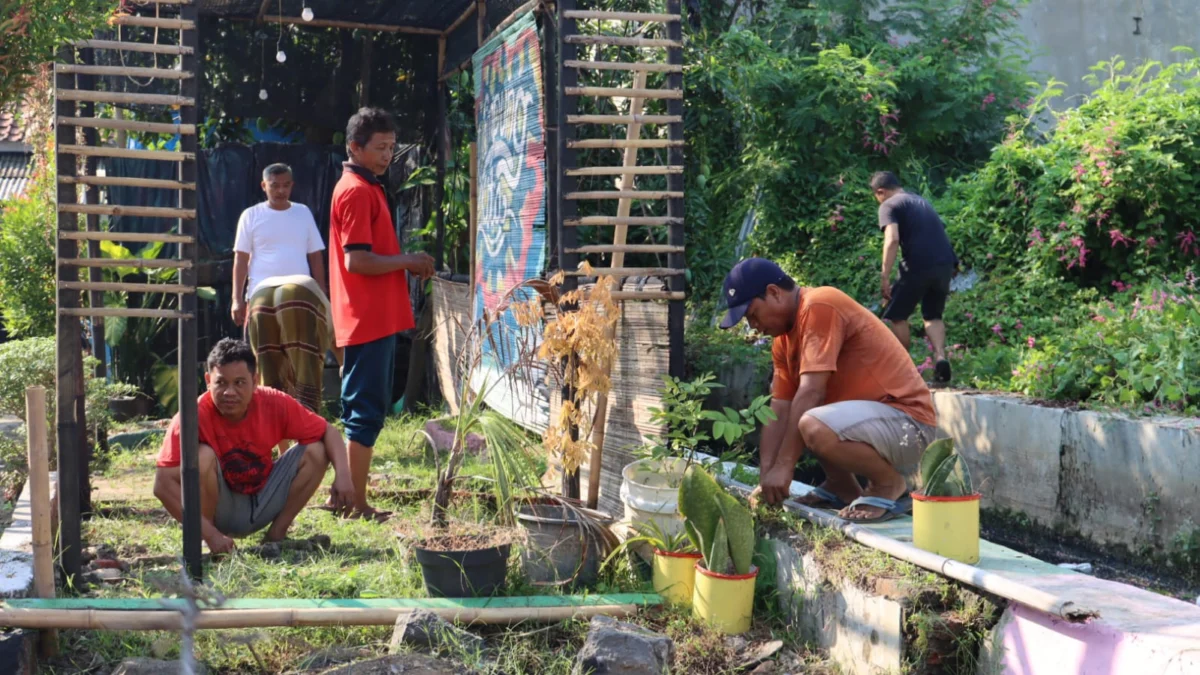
[0,106,28,144]
[0,153,33,202]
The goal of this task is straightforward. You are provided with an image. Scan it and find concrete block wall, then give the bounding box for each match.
[932,391,1200,553]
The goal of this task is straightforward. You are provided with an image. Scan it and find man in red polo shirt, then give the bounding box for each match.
[329,107,434,521]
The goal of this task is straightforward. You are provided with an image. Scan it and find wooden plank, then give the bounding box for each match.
[110,15,195,30]
[566,165,682,176]
[54,64,193,79]
[611,290,686,301]
[59,281,195,294]
[565,267,683,277]
[257,15,443,35]
[565,216,681,226]
[568,139,682,149]
[565,60,682,73]
[57,116,196,135]
[25,386,57,657]
[57,145,193,161]
[59,258,193,269]
[59,175,196,190]
[71,39,193,55]
[564,35,681,48]
[59,204,196,219]
[59,231,194,244]
[566,87,682,100]
[58,308,191,319]
[563,10,681,22]
[57,90,194,107]
[568,114,681,124]
[567,191,683,200]
[568,244,684,254]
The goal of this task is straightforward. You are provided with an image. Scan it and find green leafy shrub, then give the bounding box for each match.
[0,133,56,338]
[0,1,113,110]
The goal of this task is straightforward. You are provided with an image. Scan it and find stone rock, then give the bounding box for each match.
[295,646,375,672]
[90,558,129,572]
[111,657,207,674]
[572,615,674,675]
[319,654,463,675]
[82,544,116,564]
[85,567,123,584]
[388,610,485,656]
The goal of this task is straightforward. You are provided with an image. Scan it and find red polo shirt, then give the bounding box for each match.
[329,164,414,347]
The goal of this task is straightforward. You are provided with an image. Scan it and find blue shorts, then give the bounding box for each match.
[341,333,397,447]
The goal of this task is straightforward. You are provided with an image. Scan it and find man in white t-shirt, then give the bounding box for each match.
[231,163,327,327]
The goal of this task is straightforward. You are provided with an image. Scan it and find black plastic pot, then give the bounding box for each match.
[108,395,152,423]
[413,542,511,598]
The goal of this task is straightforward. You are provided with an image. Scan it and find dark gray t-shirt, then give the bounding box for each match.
[878,192,957,270]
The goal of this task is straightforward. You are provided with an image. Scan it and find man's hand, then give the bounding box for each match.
[205,530,235,555]
[329,471,355,513]
[231,301,247,327]
[759,464,794,506]
[404,253,436,280]
[880,277,892,302]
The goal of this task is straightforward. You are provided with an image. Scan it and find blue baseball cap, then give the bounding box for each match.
[719,258,790,329]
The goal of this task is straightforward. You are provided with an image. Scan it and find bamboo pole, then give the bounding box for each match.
[58,308,192,319]
[611,290,685,301]
[59,281,195,294]
[564,36,681,49]
[568,114,681,125]
[254,15,443,35]
[567,191,683,200]
[565,60,682,73]
[566,165,682,176]
[0,603,646,630]
[56,90,195,107]
[110,15,195,30]
[444,2,477,37]
[59,204,196,219]
[587,71,649,509]
[563,10,681,22]
[25,387,57,657]
[71,40,193,55]
[468,142,478,307]
[57,145,193,161]
[59,175,197,190]
[568,139,682,149]
[58,115,195,136]
[566,87,682,100]
[567,244,683,254]
[59,230,194,243]
[564,216,681,226]
[566,267,683,277]
[54,64,193,79]
[59,258,193,269]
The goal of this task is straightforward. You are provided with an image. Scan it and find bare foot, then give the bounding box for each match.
[837,480,907,521]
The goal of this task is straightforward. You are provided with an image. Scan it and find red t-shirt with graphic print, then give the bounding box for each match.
[156,387,327,495]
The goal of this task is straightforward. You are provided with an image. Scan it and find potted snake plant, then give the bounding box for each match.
[912,438,981,564]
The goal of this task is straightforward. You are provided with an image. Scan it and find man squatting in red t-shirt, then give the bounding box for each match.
[154,339,355,554]
[326,107,435,521]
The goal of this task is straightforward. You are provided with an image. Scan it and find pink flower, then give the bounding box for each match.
[991,323,1004,336]
[862,93,873,102]
[1028,228,1045,246]
[942,38,950,44]
[1092,315,1107,323]
[1015,320,1024,330]
[1109,229,1136,248]
[980,92,997,110]
[1027,337,1036,348]
[1145,237,1158,249]
[1112,280,1130,292]
[965,312,975,321]
[1074,164,1086,179]
[917,356,933,373]
[1058,221,1068,230]
[1177,230,1200,257]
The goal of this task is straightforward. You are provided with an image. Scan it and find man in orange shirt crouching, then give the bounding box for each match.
[719,258,940,522]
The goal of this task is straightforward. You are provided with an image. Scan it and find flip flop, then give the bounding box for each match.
[840,495,912,523]
[794,486,849,510]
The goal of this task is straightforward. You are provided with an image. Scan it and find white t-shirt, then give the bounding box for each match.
[233,202,324,298]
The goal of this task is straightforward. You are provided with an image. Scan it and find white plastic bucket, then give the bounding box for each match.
[620,458,689,537]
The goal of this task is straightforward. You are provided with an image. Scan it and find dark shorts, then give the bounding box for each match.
[214,443,308,537]
[882,264,954,322]
[341,333,397,447]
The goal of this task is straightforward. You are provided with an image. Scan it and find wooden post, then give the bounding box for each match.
[586,72,649,510]
[78,45,104,519]
[665,0,685,381]
[54,46,84,587]
[435,37,448,273]
[542,6,559,273]
[178,2,203,581]
[468,142,478,302]
[26,387,58,657]
[477,0,487,45]
[558,0,582,501]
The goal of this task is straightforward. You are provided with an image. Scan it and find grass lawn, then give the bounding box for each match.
[39,413,826,674]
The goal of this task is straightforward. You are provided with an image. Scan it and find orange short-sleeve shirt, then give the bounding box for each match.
[771,286,935,426]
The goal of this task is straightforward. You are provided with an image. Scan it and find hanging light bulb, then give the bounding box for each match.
[259,88,269,100]
[276,50,287,63]
[301,6,314,22]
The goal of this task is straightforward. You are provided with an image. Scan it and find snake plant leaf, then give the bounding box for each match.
[679,465,723,564]
[708,517,732,575]
[920,438,955,490]
[714,491,755,575]
[925,454,961,497]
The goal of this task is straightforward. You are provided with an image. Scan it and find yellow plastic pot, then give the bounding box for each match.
[692,563,758,635]
[912,492,981,564]
[652,550,703,607]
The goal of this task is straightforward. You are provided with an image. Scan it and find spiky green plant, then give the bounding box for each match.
[678,465,755,575]
[919,438,975,497]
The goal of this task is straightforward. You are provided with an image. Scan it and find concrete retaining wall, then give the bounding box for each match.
[932,391,1200,553]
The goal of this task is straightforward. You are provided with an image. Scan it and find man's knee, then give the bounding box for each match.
[300,441,329,472]
[798,414,834,452]
[198,444,218,474]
